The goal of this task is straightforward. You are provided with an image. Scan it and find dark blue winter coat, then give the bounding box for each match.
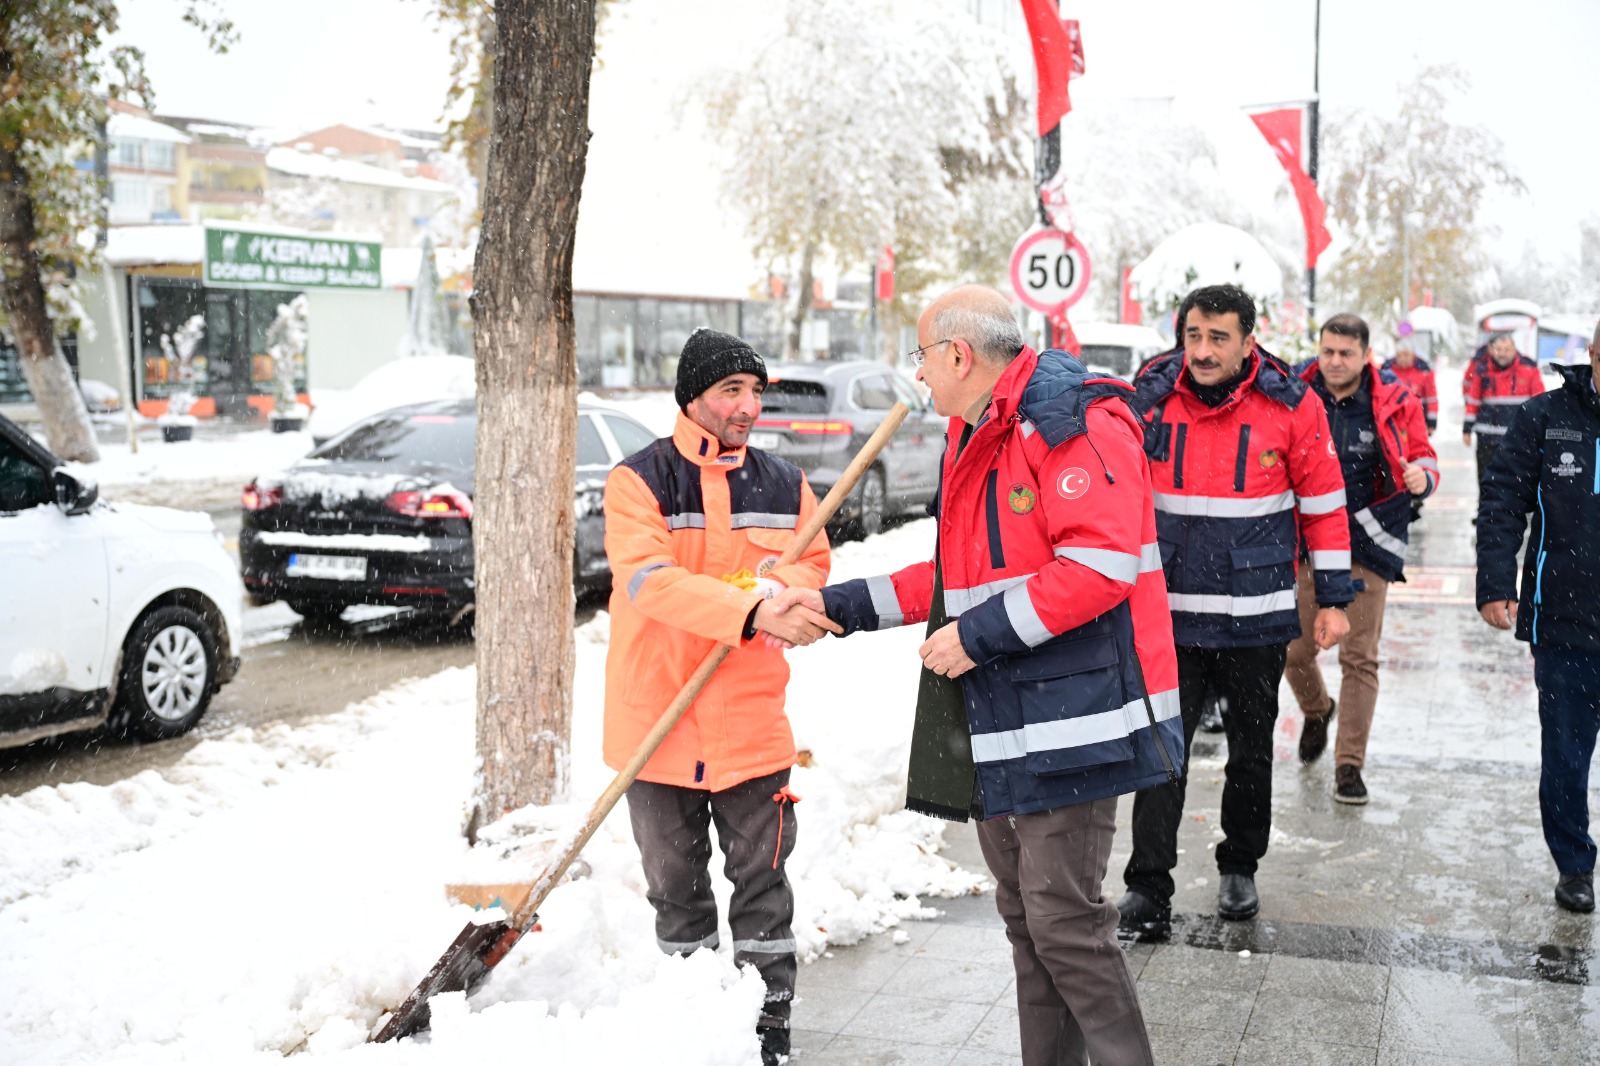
[1476,362,1600,652]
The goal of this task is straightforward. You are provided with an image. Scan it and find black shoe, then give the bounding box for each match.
[1115,889,1172,940]
[1218,874,1259,921]
[1299,699,1335,764]
[1199,696,1225,734]
[1334,764,1369,805]
[1555,873,1596,914]
[758,1024,789,1065]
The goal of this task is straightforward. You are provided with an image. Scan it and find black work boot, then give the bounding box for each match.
[1555,873,1596,914]
[1115,888,1172,941]
[1199,694,1225,734]
[1299,699,1336,764]
[1218,874,1259,921]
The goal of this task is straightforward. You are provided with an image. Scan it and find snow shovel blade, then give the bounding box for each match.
[371,917,526,1043]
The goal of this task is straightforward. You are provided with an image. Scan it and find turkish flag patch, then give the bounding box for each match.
[1057,467,1091,500]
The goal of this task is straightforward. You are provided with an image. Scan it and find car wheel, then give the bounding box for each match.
[854,468,886,539]
[118,606,220,741]
[289,601,347,627]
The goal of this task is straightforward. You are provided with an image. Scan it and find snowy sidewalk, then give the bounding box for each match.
[785,365,1599,1065]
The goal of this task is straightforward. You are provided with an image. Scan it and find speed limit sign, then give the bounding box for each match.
[1009,228,1092,313]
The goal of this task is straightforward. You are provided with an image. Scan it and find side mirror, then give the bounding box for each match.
[52,469,99,515]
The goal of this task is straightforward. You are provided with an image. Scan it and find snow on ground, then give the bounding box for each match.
[0,517,977,1064]
[65,428,315,493]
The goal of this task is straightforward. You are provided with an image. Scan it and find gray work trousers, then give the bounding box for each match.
[625,768,798,1029]
[977,797,1155,1066]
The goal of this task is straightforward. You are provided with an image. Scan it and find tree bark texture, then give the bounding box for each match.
[0,137,99,462]
[469,0,596,826]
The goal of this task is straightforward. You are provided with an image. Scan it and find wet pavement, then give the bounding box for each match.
[788,369,1600,1064]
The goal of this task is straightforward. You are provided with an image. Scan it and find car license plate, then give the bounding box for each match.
[286,553,367,581]
[748,431,781,450]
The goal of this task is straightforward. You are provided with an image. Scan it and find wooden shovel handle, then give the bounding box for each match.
[508,401,912,929]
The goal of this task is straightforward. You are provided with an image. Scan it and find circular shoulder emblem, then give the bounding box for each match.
[1008,484,1036,514]
[1259,450,1280,468]
[1057,467,1090,500]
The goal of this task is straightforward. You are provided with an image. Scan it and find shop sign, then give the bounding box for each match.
[204,226,382,290]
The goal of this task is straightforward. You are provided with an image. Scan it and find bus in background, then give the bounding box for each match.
[1473,298,1541,361]
[1402,306,1462,368]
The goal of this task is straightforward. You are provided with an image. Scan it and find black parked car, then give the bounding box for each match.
[752,361,946,537]
[239,401,658,622]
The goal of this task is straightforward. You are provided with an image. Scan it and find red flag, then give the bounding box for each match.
[875,247,895,302]
[1049,308,1080,356]
[1020,1,1082,136]
[1248,106,1332,270]
[1119,266,1142,325]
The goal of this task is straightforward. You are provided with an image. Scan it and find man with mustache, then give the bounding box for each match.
[602,328,841,1066]
[1117,284,1354,936]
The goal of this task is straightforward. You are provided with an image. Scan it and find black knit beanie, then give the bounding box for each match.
[675,328,768,410]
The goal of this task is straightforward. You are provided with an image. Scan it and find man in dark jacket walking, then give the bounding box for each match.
[775,285,1180,1066]
[1287,314,1439,804]
[1476,321,1600,915]
[1117,284,1354,938]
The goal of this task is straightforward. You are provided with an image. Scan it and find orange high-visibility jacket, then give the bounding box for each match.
[602,413,831,792]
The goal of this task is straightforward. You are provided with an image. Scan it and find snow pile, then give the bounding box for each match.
[0,518,983,1064]
[580,390,680,437]
[307,355,477,443]
[1129,221,1285,313]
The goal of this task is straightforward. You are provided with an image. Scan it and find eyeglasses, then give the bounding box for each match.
[907,338,953,368]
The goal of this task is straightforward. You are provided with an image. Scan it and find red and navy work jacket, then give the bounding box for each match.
[820,348,1184,819]
[1463,348,1545,438]
[1131,349,1355,648]
[1381,356,1439,432]
[1299,362,1440,582]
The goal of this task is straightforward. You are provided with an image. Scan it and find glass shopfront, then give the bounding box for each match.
[0,335,78,406]
[134,277,305,417]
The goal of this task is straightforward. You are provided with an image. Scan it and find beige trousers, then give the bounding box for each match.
[1283,561,1390,769]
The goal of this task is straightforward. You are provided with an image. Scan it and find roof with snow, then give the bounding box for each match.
[1129,222,1284,307]
[108,113,192,145]
[265,147,455,194]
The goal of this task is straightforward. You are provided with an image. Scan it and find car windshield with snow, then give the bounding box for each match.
[239,400,658,624]
[0,412,242,749]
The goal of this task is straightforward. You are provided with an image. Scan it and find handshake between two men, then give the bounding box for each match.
[759,587,976,680]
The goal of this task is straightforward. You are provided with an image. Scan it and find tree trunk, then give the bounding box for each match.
[785,242,816,361]
[470,10,497,210]
[468,0,596,831]
[0,139,99,462]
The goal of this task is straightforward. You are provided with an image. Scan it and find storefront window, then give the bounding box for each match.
[135,278,303,408]
[598,298,635,389]
[136,279,209,400]
[575,296,600,388]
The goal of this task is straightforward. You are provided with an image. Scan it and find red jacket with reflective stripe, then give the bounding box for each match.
[820,348,1184,818]
[1131,349,1354,647]
[1463,349,1544,437]
[1381,357,1439,431]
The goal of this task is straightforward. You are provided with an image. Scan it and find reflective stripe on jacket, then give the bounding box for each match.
[821,348,1184,819]
[1381,357,1439,430]
[1132,349,1355,647]
[1463,348,1545,436]
[603,413,830,792]
[1299,362,1440,582]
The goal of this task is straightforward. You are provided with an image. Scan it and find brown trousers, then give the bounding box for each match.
[1284,561,1390,768]
[976,797,1155,1066]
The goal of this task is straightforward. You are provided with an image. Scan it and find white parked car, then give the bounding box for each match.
[0,413,242,748]
[1073,322,1172,381]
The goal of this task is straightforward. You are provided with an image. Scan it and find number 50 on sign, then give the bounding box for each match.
[1009,228,1092,314]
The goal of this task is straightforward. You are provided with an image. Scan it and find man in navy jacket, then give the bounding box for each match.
[1476,320,1600,914]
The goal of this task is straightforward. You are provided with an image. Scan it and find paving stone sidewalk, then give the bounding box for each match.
[788,378,1600,1064]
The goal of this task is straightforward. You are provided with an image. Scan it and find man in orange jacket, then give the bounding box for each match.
[603,328,838,1066]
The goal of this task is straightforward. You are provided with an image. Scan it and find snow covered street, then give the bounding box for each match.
[0,519,984,1065]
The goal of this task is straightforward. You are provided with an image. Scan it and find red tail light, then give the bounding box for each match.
[756,418,854,436]
[385,488,474,519]
[242,481,282,511]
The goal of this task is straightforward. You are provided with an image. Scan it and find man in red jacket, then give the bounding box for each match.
[1464,333,1544,488]
[1382,341,1438,433]
[1117,284,1353,938]
[1288,314,1439,804]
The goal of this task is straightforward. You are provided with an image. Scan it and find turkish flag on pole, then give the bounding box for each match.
[1248,106,1332,270]
[1020,1,1083,136]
